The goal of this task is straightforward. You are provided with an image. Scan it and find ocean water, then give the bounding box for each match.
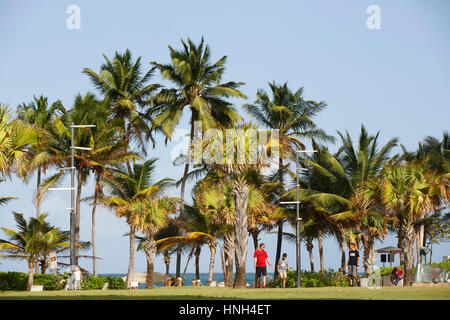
[99,273,257,288]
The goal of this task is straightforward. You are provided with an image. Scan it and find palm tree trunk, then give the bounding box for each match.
[233,179,249,288]
[223,231,235,287]
[363,238,375,277]
[274,155,284,279]
[144,233,157,289]
[35,166,41,274]
[251,230,258,251]
[176,112,197,277]
[75,168,83,265]
[318,228,325,274]
[91,176,99,277]
[27,261,34,291]
[339,227,347,269]
[207,244,216,284]
[164,254,170,275]
[195,244,201,281]
[399,222,416,286]
[125,225,136,289]
[306,241,314,272]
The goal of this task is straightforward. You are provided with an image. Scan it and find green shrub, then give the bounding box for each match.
[267,270,350,288]
[33,274,64,291]
[81,276,125,290]
[0,272,27,291]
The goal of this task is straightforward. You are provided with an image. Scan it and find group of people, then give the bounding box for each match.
[253,242,405,288]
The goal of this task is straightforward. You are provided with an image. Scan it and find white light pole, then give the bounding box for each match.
[280,149,316,288]
[49,123,95,288]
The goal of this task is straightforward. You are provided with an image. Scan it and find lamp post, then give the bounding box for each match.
[280,149,316,288]
[49,123,95,288]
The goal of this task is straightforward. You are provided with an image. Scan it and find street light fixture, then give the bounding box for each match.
[48,123,95,289]
[279,149,316,288]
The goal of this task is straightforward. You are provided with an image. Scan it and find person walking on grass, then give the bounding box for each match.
[254,243,273,288]
[347,243,359,287]
[278,253,290,288]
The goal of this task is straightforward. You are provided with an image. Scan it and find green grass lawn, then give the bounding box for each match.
[1,286,449,300]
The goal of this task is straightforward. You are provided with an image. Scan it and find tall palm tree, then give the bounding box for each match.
[149,37,246,277]
[243,82,333,278]
[83,49,160,166]
[16,96,67,220]
[101,159,174,289]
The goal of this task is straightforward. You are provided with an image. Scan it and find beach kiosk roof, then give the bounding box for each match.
[375,246,402,254]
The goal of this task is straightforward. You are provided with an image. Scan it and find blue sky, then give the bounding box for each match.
[0,0,449,275]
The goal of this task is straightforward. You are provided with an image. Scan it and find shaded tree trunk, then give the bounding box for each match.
[274,155,284,279]
[250,230,258,251]
[233,180,249,288]
[338,227,347,269]
[399,223,416,286]
[27,261,34,291]
[125,225,136,289]
[35,166,42,274]
[207,244,216,284]
[223,231,235,287]
[144,233,157,289]
[363,238,375,277]
[91,176,100,277]
[306,241,314,272]
[195,244,201,281]
[317,228,325,274]
[75,168,83,265]
[164,254,170,275]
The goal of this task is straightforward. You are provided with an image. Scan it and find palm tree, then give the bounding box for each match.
[380,163,448,285]
[16,95,67,220]
[133,197,177,288]
[0,213,63,290]
[205,123,274,288]
[194,173,235,287]
[83,49,160,166]
[101,158,174,289]
[243,82,333,278]
[0,104,41,179]
[149,37,246,277]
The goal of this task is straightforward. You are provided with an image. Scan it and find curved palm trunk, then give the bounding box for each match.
[223,231,235,287]
[317,228,325,274]
[75,168,83,265]
[91,176,100,277]
[125,225,136,289]
[363,238,375,277]
[306,241,314,272]
[207,244,216,284]
[399,222,416,286]
[144,233,157,289]
[233,180,249,288]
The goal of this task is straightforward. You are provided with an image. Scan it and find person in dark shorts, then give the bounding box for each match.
[347,243,359,286]
[254,243,273,288]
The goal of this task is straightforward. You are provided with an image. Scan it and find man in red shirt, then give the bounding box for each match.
[254,243,273,288]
